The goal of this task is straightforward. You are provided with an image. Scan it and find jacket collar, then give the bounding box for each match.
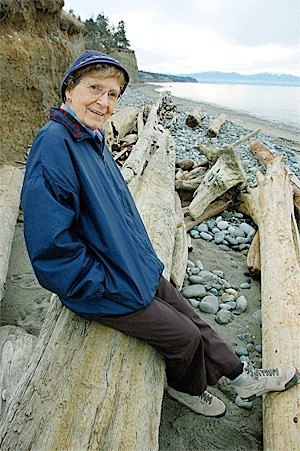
[50,107,105,143]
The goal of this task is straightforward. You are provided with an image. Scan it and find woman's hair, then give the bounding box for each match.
[65,63,126,91]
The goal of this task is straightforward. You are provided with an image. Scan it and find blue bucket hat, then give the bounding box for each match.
[60,49,130,101]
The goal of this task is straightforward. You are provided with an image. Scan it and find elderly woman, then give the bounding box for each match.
[21,50,298,418]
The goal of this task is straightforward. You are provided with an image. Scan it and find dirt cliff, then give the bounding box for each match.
[0,0,139,165]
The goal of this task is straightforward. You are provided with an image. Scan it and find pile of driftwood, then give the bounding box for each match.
[0,93,299,450]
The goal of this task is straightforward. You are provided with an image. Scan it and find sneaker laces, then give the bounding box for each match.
[245,362,279,381]
[199,391,213,405]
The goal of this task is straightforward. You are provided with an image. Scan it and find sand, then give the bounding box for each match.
[1,84,299,450]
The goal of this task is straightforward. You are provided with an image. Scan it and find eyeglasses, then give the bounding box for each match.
[79,80,121,103]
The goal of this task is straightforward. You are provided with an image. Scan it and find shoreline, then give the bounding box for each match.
[126,83,300,153]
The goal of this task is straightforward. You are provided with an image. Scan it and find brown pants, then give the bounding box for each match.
[97,276,240,395]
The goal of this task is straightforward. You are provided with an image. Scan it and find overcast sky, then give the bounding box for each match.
[63,0,300,76]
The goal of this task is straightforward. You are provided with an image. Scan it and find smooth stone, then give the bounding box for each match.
[187,260,195,268]
[214,231,225,244]
[195,259,204,271]
[189,275,204,284]
[190,230,199,238]
[240,282,251,289]
[200,232,213,241]
[217,220,229,230]
[255,344,262,353]
[182,284,206,298]
[239,222,255,235]
[225,288,238,299]
[221,293,235,303]
[227,226,236,234]
[210,288,218,295]
[219,303,232,310]
[198,223,209,232]
[236,295,248,312]
[252,310,262,324]
[200,271,220,284]
[247,229,256,241]
[211,283,222,290]
[189,299,200,308]
[215,309,234,325]
[235,347,249,357]
[219,244,231,251]
[232,227,246,238]
[226,235,238,246]
[221,280,231,289]
[239,243,248,251]
[227,301,237,309]
[212,227,221,234]
[207,219,216,230]
[235,395,253,410]
[191,267,200,275]
[236,236,248,244]
[199,295,219,314]
[212,270,224,279]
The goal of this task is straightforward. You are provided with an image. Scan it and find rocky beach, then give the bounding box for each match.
[1,83,300,450]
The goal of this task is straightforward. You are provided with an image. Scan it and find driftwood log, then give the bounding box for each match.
[0,165,23,302]
[185,107,202,128]
[243,156,300,450]
[0,95,183,451]
[103,106,137,150]
[206,113,227,137]
[188,145,247,219]
[250,139,300,208]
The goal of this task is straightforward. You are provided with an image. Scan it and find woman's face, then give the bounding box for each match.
[65,75,121,131]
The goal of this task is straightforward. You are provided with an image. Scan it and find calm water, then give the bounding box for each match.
[153,82,300,128]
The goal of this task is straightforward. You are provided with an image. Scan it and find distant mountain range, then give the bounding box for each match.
[138,70,300,86]
[181,71,300,85]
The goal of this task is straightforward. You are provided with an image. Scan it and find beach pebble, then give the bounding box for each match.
[221,293,235,303]
[200,271,220,284]
[200,232,213,241]
[225,288,238,299]
[219,303,233,310]
[199,295,219,314]
[219,244,231,251]
[235,347,249,357]
[212,270,225,279]
[236,295,248,313]
[240,282,251,289]
[235,395,253,410]
[255,344,262,354]
[191,267,200,275]
[214,231,225,244]
[189,299,200,308]
[217,220,229,230]
[189,275,204,284]
[182,284,206,299]
[252,310,262,325]
[195,260,204,270]
[215,309,234,325]
[198,223,209,232]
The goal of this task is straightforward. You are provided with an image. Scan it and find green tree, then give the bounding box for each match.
[113,20,130,48]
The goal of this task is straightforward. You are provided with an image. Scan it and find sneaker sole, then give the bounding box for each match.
[240,368,300,402]
[166,392,226,418]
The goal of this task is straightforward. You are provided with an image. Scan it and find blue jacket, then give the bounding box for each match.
[21,108,164,319]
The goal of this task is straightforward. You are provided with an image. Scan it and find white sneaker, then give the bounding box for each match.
[232,362,299,401]
[167,386,226,417]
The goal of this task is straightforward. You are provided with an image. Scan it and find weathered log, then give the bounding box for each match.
[170,192,188,290]
[206,113,227,137]
[184,199,229,231]
[0,96,180,450]
[246,231,261,277]
[252,156,300,450]
[0,165,23,302]
[250,139,300,208]
[185,107,202,128]
[102,106,137,150]
[0,326,37,415]
[188,145,247,219]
